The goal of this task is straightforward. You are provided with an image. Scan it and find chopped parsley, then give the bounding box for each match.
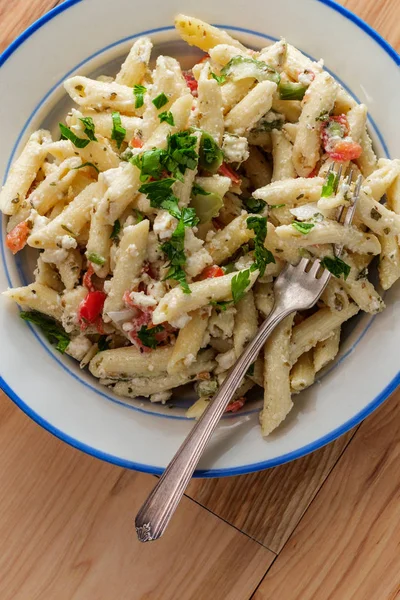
[321,171,339,198]
[231,269,251,304]
[161,216,192,294]
[370,207,382,221]
[163,131,199,181]
[133,84,146,109]
[198,131,224,173]
[211,72,227,85]
[192,183,211,196]
[139,178,177,208]
[221,56,280,84]
[111,111,126,149]
[131,148,165,182]
[87,252,106,266]
[79,116,97,141]
[158,111,175,126]
[73,161,100,173]
[246,216,275,276]
[292,221,315,234]
[152,92,169,109]
[278,82,308,100]
[135,210,144,222]
[321,256,351,280]
[98,335,110,351]
[110,219,121,240]
[20,311,70,353]
[270,203,286,209]
[59,123,91,148]
[210,300,232,311]
[243,197,267,214]
[137,324,165,349]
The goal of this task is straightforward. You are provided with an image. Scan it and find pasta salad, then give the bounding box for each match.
[1,15,400,436]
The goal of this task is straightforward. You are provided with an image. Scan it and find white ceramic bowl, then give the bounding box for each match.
[1,0,399,476]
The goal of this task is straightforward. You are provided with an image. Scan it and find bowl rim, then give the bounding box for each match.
[0,0,399,478]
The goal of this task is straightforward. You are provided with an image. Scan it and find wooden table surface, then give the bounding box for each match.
[1,1,399,598]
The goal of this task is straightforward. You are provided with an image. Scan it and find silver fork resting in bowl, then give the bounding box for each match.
[135,163,362,543]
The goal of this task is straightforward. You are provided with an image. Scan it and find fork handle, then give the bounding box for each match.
[135,304,294,542]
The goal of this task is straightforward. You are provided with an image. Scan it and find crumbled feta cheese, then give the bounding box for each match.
[147,281,167,301]
[29,209,49,232]
[150,391,172,404]
[290,203,323,221]
[170,313,192,329]
[103,280,112,294]
[208,307,236,339]
[298,71,314,86]
[66,335,92,361]
[129,291,157,308]
[59,235,77,249]
[153,210,176,240]
[186,249,213,277]
[122,322,134,332]
[41,248,69,264]
[148,364,154,372]
[235,253,254,271]
[222,133,249,164]
[184,229,204,254]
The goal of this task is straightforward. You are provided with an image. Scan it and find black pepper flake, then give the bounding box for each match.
[370,207,381,221]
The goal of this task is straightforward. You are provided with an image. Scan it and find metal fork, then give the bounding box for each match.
[135,164,362,543]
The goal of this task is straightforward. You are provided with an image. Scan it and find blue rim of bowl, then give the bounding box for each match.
[0,0,399,477]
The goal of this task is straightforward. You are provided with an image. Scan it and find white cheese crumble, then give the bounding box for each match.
[66,335,92,361]
[60,235,77,249]
[41,248,69,264]
[153,210,176,240]
[29,209,49,233]
[222,133,249,164]
[208,307,236,339]
[103,280,112,294]
[127,243,138,257]
[150,391,172,404]
[215,349,236,372]
[183,353,196,367]
[147,231,164,263]
[129,290,157,308]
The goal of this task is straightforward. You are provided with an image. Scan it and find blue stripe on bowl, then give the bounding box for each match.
[0,0,399,476]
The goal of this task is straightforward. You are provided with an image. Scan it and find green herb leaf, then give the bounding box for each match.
[320,171,340,198]
[98,335,110,351]
[252,117,284,133]
[192,183,210,196]
[152,92,168,109]
[321,256,351,280]
[246,363,255,376]
[133,84,147,109]
[20,310,70,353]
[243,197,267,213]
[158,111,175,126]
[73,161,100,173]
[164,265,191,294]
[137,324,165,349]
[231,269,251,304]
[269,203,286,209]
[292,221,315,234]
[59,123,91,148]
[110,219,121,240]
[131,148,165,182]
[278,82,307,100]
[164,131,199,180]
[61,224,76,236]
[135,210,144,223]
[316,111,330,122]
[160,211,195,293]
[221,56,280,84]
[246,216,275,276]
[87,252,106,266]
[210,300,232,311]
[211,72,227,85]
[139,178,176,208]
[111,111,126,149]
[79,116,97,141]
[199,132,224,173]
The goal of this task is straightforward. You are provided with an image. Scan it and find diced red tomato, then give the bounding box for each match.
[83,264,95,292]
[198,265,224,280]
[225,397,246,413]
[78,291,106,329]
[328,140,363,161]
[218,162,242,186]
[130,137,143,149]
[306,166,319,178]
[5,221,30,254]
[183,71,198,96]
[321,114,361,162]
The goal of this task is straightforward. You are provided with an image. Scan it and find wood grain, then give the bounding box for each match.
[0,0,59,53]
[253,389,400,600]
[187,429,355,552]
[341,0,400,50]
[0,393,274,600]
